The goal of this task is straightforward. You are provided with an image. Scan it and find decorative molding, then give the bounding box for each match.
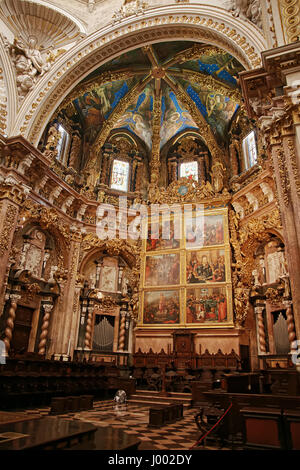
[0,203,18,257]
[13,6,265,144]
[279,0,300,44]
[287,138,300,198]
[277,147,290,207]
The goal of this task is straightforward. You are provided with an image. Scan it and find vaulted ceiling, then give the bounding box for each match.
[53,41,244,152]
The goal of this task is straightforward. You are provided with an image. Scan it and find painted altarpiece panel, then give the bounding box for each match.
[139,208,233,328]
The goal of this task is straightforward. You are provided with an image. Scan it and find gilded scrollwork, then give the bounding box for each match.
[277,148,290,206]
[148,177,230,205]
[0,204,18,257]
[287,138,300,198]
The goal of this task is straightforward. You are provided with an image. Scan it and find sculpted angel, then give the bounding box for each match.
[14,36,50,76]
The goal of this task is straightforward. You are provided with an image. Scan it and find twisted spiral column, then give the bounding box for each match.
[256,306,267,354]
[4,294,21,353]
[84,306,94,349]
[118,311,127,351]
[38,304,53,355]
[285,301,297,351]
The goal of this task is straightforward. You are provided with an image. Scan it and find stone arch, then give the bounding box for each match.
[12,5,267,144]
[16,205,71,272]
[80,239,139,275]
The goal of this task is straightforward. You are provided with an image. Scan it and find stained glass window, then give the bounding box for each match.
[180,161,198,182]
[243,131,257,170]
[110,159,130,192]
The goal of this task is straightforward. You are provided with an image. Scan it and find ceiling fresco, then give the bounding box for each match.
[50,41,244,153]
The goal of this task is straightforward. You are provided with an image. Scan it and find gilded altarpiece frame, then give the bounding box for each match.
[138,207,233,329]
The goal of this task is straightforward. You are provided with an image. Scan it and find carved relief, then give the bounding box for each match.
[112,0,148,24]
[4,35,51,100]
[0,204,18,257]
[225,0,262,29]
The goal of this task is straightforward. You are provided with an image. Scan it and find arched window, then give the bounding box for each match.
[242,130,257,170]
[110,159,130,192]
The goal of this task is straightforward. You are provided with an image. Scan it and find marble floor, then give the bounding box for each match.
[19,400,232,450]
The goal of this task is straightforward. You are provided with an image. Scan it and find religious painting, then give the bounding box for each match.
[100,266,117,292]
[186,249,226,284]
[176,74,240,144]
[146,218,181,251]
[72,79,132,143]
[145,253,180,287]
[160,84,198,149]
[143,290,180,325]
[186,287,228,324]
[115,82,154,149]
[185,213,224,248]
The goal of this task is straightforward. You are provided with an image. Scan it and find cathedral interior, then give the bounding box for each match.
[0,0,300,452]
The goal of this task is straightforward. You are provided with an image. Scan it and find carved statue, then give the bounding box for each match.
[15,36,50,77]
[225,0,262,28]
[14,54,36,97]
[234,281,250,327]
[211,161,225,193]
[44,125,60,158]
[112,0,148,23]
[4,35,51,98]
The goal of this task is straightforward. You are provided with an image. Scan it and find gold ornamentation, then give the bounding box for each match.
[25,282,41,301]
[148,177,230,205]
[27,20,260,144]
[277,148,290,206]
[265,287,283,304]
[287,138,300,197]
[150,92,162,184]
[238,208,282,246]
[234,282,250,327]
[280,0,300,44]
[19,199,71,247]
[0,204,18,257]
[91,293,118,309]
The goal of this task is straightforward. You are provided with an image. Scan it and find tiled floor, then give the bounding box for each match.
[20,401,230,450]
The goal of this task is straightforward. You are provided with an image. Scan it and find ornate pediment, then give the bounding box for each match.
[148,178,230,205]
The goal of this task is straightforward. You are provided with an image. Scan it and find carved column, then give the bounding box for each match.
[53,230,82,357]
[0,184,25,316]
[84,305,94,350]
[270,135,300,337]
[38,303,53,355]
[3,294,21,353]
[118,310,127,351]
[255,306,267,354]
[284,300,297,352]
